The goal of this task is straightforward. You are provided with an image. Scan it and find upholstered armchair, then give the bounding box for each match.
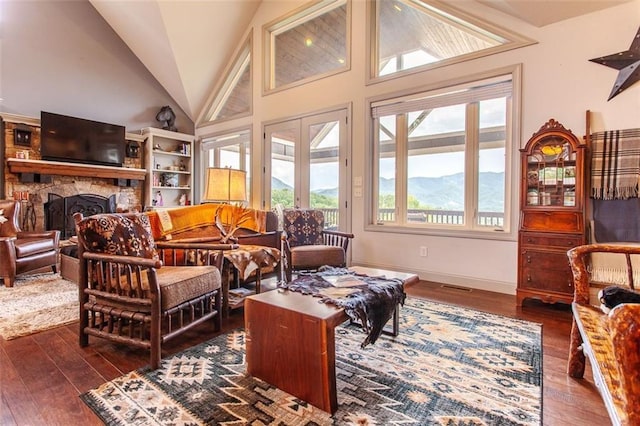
[282,208,354,282]
[74,212,235,369]
[0,200,60,288]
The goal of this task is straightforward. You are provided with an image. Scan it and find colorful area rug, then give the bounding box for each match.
[0,272,77,340]
[81,298,542,425]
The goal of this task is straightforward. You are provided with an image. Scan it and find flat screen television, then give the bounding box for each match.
[40,111,125,167]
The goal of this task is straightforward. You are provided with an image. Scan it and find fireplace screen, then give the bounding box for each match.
[45,193,116,239]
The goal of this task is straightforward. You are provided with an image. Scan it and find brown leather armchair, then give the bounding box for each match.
[0,200,60,287]
[282,208,354,282]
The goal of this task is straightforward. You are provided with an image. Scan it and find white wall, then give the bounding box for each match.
[197,0,640,294]
[0,0,191,133]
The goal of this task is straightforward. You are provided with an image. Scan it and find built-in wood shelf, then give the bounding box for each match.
[7,158,147,181]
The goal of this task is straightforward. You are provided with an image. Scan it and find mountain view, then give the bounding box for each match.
[272,171,505,211]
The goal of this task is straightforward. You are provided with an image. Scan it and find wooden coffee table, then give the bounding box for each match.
[244,267,418,413]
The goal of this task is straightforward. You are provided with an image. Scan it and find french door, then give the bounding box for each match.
[263,108,350,230]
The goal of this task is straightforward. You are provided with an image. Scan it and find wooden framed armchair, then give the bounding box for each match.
[281,208,354,282]
[74,212,235,369]
[0,200,60,287]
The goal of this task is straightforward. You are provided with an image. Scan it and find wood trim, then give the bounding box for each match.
[1,117,4,199]
[7,158,146,180]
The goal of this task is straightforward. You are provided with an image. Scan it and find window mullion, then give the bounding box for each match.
[465,102,480,229]
[372,118,382,224]
[396,114,408,224]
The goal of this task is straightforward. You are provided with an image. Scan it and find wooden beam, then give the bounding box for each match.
[7,158,147,181]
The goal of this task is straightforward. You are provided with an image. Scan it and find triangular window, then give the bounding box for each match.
[201,34,252,123]
[370,0,534,80]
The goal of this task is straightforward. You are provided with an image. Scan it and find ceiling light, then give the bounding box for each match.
[305,37,313,47]
[394,4,402,12]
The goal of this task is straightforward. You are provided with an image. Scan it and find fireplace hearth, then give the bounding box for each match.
[45,193,116,239]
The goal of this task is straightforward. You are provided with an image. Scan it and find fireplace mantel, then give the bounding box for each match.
[7,158,147,181]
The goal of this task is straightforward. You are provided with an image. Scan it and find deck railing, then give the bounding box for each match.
[314,208,504,229]
[378,209,503,227]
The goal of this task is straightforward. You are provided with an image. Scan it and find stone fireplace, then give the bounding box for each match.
[7,176,141,235]
[45,193,117,239]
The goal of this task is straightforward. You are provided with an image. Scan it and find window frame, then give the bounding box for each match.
[365,65,522,241]
[262,0,351,95]
[366,0,534,85]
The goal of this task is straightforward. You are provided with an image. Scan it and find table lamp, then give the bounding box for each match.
[202,167,247,204]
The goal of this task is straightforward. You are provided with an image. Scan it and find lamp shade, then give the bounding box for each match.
[202,167,247,203]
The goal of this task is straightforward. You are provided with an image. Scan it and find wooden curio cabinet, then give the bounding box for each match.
[517,119,586,306]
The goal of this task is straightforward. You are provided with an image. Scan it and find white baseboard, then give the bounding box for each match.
[351,261,516,296]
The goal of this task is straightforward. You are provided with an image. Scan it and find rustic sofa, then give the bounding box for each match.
[145,204,281,315]
[145,203,278,245]
[567,244,640,426]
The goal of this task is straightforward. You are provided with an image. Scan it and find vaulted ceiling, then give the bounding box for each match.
[89,0,630,123]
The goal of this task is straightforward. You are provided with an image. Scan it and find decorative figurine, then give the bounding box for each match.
[155,191,163,207]
[155,106,177,132]
[179,194,187,206]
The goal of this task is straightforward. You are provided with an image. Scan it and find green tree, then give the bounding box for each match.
[310,192,338,208]
[271,189,294,207]
[378,194,429,209]
[271,189,338,208]
[407,195,422,208]
[378,194,395,208]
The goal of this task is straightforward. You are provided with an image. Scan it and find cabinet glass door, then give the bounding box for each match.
[525,138,576,207]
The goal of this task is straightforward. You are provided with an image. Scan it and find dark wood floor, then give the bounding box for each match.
[0,280,609,425]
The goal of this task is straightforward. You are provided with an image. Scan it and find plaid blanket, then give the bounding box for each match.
[591,128,640,200]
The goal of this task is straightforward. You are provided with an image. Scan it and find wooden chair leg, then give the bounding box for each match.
[79,307,89,347]
[2,276,14,288]
[567,319,586,378]
[221,262,231,319]
[150,311,162,370]
[214,290,222,332]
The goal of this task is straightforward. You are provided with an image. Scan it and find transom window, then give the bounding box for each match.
[369,70,519,234]
[369,0,533,81]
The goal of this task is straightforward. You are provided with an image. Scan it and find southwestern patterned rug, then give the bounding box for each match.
[81,298,542,425]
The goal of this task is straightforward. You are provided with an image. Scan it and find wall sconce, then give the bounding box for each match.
[126,141,140,158]
[14,125,32,147]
